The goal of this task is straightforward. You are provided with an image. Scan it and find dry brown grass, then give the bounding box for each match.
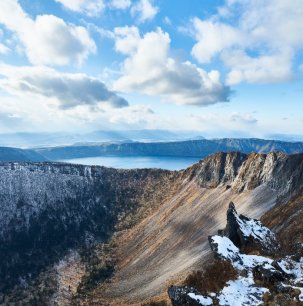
[261,189,303,256]
[263,291,303,306]
[148,301,169,306]
[183,260,237,295]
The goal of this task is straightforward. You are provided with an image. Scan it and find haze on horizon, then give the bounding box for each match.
[0,0,302,140]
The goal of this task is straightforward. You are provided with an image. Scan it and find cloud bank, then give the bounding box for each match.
[190,0,303,84]
[0,65,128,109]
[0,0,96,66]
[113,27,231,106]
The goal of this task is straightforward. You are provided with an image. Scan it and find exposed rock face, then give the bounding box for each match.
[193,152,303,198]
[223,202,280,254]
[170,204,303,306]
[1,152,303,305]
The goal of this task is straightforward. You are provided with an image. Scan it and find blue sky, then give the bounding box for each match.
[0,0,302,138]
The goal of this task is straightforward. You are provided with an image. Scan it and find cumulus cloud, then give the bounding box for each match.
[222,50,293,85]
[131,0,159,23]
[190,0,303,84]
[191,18,243,64]
[110,0,131,10]
[54,0,105,16]
[113,26,140,54]
[113,27,231,106]
[0,65,128,109]
[0,0,96,66]
[55,0,132,15]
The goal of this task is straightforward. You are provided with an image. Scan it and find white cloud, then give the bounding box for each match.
[0,0,96,66]
[191,18,243,64]
[0,64,128,109]
[190,0,303,84]
[229,112,257,124]
[113,26,140,54]
[55,0,105,16]
[113,27,230,106]
[55,0,132,15]
[110,0,131,10]
[131,0,159,23]
[223,50,293,85]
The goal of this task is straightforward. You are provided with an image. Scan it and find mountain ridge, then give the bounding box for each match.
[34,138,303,161]
[0,152,303,305]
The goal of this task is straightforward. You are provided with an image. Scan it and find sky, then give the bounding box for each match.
[0,0,302,138]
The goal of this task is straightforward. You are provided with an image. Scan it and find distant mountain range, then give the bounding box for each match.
[34,138,303,161]
[0,129,204,147]
[1,137,303,162]
[0,147,47,162]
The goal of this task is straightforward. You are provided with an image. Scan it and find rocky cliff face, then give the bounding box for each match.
[0,152,303,305]
[191,152,303,198]
[169,203,303,305]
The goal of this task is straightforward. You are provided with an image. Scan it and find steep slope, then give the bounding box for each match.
[79,152,303,305]
[0,147,47,161]
[0,162,177,297]
[1,152,303,305]
[169,204,303,305]
[262,188,303,253]
[34,138,303,160]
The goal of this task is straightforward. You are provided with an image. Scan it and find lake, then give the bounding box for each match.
[60,156,200,170]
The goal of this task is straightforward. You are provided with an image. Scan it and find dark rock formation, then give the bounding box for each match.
[169,202,303,306]
[253,264,286,284]
[223,202,280,255]
[168,286,205,306]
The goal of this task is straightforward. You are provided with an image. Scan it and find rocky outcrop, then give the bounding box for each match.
[170,203,303,305]
[193,152,303,198]
[223,202,280,254]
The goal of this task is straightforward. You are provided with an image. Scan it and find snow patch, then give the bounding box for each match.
[188,293,212,305]
[211,235,272,270]
[217,273,269,306]
[275,257,303,280]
